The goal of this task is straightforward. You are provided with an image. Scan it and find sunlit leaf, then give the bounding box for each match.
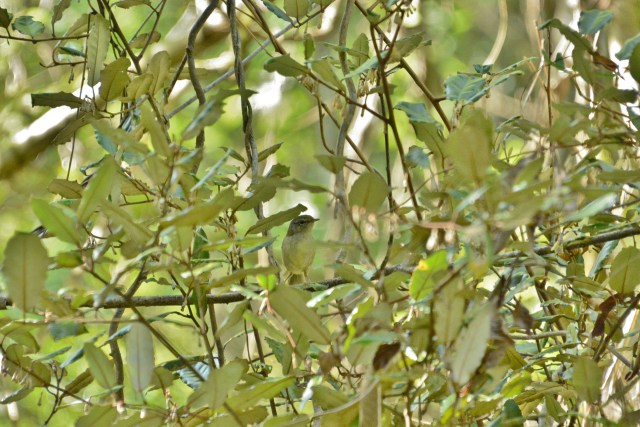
[32,199,83,245]
[76,405,118,427]
[52,0,71,25]
[188,359,248,409]
[99,57,130,101]
[86,14,110,85]
[226,376,296,411]
[2,233,48,310]
[130,30,160,49]
[409,250,448,300]
[445,109,493,184]
[270,286,331,344]
[141,103,171,157]
[77,156,118,223]
[284,0,309,20]
[609,247,640,294]
[126,322,155,392]
[572,356,603,403]
[315,155,346,174]
[148,50,170,95]
[449,303,493,385]
[83,343,116,389]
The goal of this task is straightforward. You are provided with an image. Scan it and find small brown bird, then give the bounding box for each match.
[281,215,319,284]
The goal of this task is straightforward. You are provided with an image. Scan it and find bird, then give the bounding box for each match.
[281,215,319,284]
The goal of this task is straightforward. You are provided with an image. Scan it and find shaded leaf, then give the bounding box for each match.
[262,0,293,23]
[31,92,83,109]
[444,74,485,103]
[148,50,170,95]
[348,171,389,212]
[0,7,12,28]
[578,10,613,35]
[76,406,118,427]
[351,33,369,67]
[141,103,171,157]
[269,286,331,344]
[630,44,640,84]
[409,250,448,300]
[264,54,308,77]
[315,155,346,174]
[99,200,153,245]
[160,188,236,229]
[564,193,617,222]
[2,233,48,310]
[616,33,640,60]
[12,16,45,37]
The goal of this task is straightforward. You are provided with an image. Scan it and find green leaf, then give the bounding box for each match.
[258,142,284,162]
[609,247,640,294]
[126,322,155,392]
[31,92,83,109]
[77,156,118,223]
[629,44,640,84]
[0,7,12,28]
[310,59,344,91]
[564,193,617,222]
[160,188,236,229]
[577,10,613,35]
[444,74,486,103]
[269,286,331,344]
[130,30,160,49]
[114,0,151,8]
[262,0,293,24]
[2,233,48,310]
[348,171,390,212]
[147,50,170,95]
[449,303,493,385]
[83,343,116,389]
[445,109,493,184]
[572,356,603,403]
[32,199,83,245]
[122,72,153,101]
[12,16,45,37]
[344,53,385,79]
[539,18,592,52]
[351,33,369,67]
[264,54,308,77]
[99,201,153,245]
[76,406,118,427]
[141,103,171,157]
[409,250,448,300]
[226,376,295,411]
[434,277,464,345]
[406,146,430,168]
[304,33,315,60]
[86,14,110,85]
[284,0,309,20]
[310,0,335,7]
[616,33,640,60]
[52,0,71,25]
[99,57,130,102]
[188,359,248,409]
[245,204,307,235]
[315,155,346,174]
[182,99,224,142]
[48,179,83,198]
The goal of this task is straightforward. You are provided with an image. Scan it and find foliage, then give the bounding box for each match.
[1,1,640,426]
